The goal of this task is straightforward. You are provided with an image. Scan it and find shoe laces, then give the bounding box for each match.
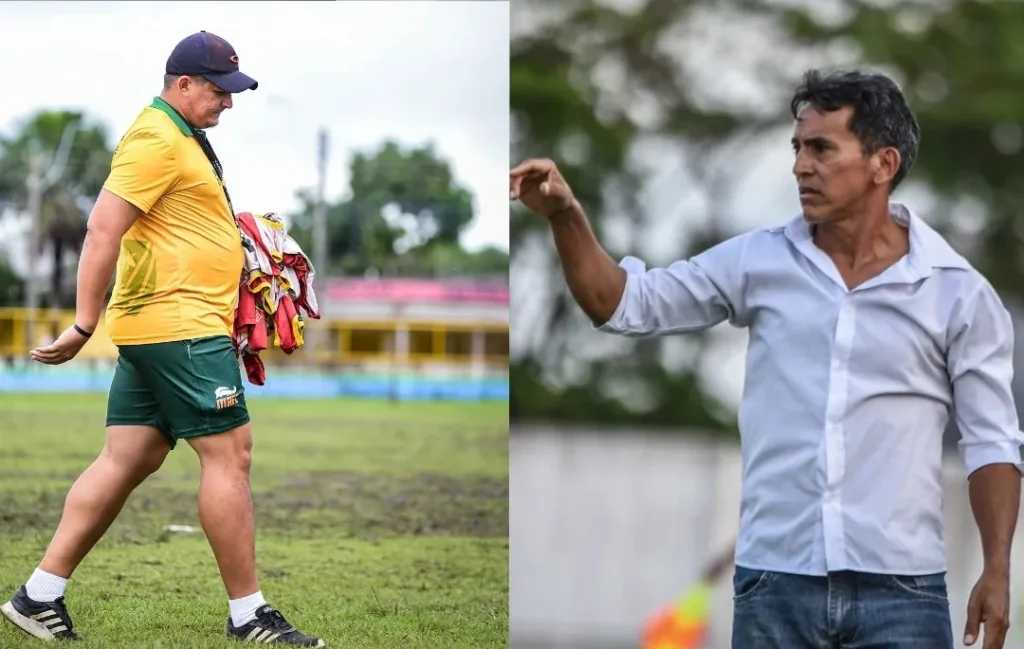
[257,607,296,634]
[49,597,74,633]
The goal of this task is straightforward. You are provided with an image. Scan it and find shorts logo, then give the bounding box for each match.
[215,386,239,410]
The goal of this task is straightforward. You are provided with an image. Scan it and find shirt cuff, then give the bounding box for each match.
[594,257,645,334]
[960,439,1024,477]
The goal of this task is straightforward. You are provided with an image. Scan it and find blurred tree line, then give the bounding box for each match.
[0,111,111,310]
[0,116,504,310]
[510,0,1024,429]
[288,140,509,278]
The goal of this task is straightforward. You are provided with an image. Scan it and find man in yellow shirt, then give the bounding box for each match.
[1,32,323,647]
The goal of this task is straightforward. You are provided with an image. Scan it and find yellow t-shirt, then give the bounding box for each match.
[102,98,243,345]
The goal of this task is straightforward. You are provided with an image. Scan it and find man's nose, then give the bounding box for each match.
[792,152,812,178]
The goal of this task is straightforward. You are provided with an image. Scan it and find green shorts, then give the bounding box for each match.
[106,335,250,449]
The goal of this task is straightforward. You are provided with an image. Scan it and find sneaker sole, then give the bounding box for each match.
[230,636,325,647]
[1,600,58,641]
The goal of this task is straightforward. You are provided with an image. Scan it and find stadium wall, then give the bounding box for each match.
[510,424,1024,649]
[0,365,508,402]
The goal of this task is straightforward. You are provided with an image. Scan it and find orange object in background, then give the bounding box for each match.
[641,584,712,649]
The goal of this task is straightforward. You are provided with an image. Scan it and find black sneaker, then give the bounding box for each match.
[227,604,324,646]
[0,585,81,641]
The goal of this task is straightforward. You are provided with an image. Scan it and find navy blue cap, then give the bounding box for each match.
[166,31,258,93]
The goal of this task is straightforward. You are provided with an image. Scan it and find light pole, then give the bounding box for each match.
[313,128,331,361]
[265,96,332,361]
[24,119,80,349]
[314,127,329,286]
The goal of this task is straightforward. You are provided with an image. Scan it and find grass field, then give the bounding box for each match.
[0,394,508,648]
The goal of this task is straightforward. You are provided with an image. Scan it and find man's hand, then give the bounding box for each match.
[509,158,576,218]
[964,568,1011,648]
[30,325,91,365]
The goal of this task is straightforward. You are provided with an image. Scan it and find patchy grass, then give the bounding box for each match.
[0,394,508,648]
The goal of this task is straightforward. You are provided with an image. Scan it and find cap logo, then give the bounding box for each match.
[230,55,239,63]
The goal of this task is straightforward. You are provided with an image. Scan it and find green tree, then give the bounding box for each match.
[289,140,482,276]
[0,110,113,308]
[350,140,474,247]
[289,188,401,275]
[388,241,509,277]
[0,253,25,307]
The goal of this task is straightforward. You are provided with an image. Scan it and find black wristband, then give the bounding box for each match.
[73,324,93,338]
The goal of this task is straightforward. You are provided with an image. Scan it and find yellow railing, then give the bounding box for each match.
[0,308,509,367]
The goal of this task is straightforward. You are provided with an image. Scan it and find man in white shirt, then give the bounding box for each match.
[510,69,1023,649]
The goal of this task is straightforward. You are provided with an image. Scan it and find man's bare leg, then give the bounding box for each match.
[187,423,325,646]
[40,425,170,580]
[1,425,168,641]
[187,422,260,600]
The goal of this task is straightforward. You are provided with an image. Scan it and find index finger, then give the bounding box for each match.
[510,158,553,179]
[983,613,1009,649]
[985,624,1008,649]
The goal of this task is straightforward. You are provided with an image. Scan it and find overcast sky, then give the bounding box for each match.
[0,1,510,252]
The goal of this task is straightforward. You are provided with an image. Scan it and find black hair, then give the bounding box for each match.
[790,69,920,189]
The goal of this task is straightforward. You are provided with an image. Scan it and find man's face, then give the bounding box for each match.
[178,76,233,128]
[791,106,884,224]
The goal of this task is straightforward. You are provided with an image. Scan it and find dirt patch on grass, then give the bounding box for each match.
[258,471,508,537]
[0,472,507,544]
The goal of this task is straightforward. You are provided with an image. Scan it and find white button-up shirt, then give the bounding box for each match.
[598,203,1023,576]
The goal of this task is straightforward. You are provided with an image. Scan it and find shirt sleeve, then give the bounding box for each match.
[102,128,178,213]
[948,277,1024,477]
[596,230,753,337]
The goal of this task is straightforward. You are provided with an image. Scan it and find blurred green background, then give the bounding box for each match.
[509,0,1024,431]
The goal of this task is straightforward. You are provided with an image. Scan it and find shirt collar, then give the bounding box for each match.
[149,97,193,137]
[783,202,970,281]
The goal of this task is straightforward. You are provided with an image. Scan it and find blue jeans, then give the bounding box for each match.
[732,566,953,649]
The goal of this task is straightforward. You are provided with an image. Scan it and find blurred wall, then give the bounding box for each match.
[511,425,1024,649]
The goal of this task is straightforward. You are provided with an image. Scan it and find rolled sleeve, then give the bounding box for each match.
[596,231,752,337]
[949,278,1024,476]
[596,257,647,334]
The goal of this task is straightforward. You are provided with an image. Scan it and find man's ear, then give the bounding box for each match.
[873,147,901,187]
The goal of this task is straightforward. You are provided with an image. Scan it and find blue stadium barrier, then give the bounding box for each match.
[0,367,509,401]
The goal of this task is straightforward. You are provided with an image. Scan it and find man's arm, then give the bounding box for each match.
[74,190,141,331]
[553,200,752,335]
[511,158,750,335]
[969,464,1020,576]
[30,128,175,365]
[78,126,178,330]
[949,277,1024,574]
[699,539,737,584]
[548,200,628,325]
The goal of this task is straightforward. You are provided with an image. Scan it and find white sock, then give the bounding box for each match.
[24,568,68,603]
[229,590,267,627]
